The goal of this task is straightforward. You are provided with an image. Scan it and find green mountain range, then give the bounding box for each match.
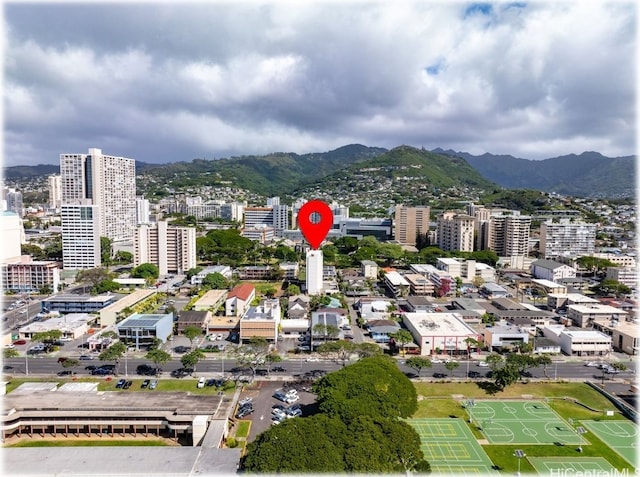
[4,145,634,198]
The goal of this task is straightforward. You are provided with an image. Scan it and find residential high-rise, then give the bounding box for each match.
[306,250,323,295]
[0,211,24,262]
[60,148,136,243]
[540,220,596,258]
[394,205,430,246]
[48,175,62,210]
[136,197,151,225]
[436,212,474,252]
[134,221,196,275]
[3,188,24,217]
[488,213,531,257]
[61,203,101,269]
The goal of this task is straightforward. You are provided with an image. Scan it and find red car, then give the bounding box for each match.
[13,339,27,345]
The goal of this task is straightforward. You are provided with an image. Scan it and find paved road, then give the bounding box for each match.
[3,356,635,382]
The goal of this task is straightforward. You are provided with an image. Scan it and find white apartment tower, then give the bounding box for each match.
[394,205,430,246]
[48,175,62,209]
[540,220,596,258]
[437,212,474,252]
[60,148,136,243]
[61,203,101,269]
[136,197,151,225]
[488,213,531,257]
[306,250,324,295]
[135,221,196,275]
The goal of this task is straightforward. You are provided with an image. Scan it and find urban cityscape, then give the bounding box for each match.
[2,2,637,476]
[1,144,637,475]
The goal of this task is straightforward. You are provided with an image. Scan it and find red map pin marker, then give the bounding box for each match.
[298,200,333,249]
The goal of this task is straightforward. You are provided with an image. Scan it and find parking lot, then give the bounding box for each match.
[238,380,320,442]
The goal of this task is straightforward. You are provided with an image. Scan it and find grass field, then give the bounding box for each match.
[408,418,496,475]
[8,439,169,447]
[466,400,587,445]
[581,420,638,466]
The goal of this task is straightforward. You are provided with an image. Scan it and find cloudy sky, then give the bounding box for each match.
[3,1,637,167]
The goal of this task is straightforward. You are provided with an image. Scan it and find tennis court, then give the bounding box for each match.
[528,457,617,476]
[581,420,637,466]
[464,400,588,445]
[408,418,496,474]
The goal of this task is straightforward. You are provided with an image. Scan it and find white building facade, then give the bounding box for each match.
[306,250,323,295]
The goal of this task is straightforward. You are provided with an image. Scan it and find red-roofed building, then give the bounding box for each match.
[225,283,256,317]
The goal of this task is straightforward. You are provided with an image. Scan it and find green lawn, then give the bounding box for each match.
[235,421,251,439]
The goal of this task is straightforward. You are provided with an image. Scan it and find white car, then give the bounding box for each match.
[584,361,598,367]
[305,357,319,362]
[216,334,224,340]
[431,359,443,364]
[272,408,287,420]
[477,361,489,367]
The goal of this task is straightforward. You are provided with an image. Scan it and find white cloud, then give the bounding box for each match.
[3,2,636,166]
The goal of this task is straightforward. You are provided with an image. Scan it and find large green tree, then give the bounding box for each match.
[405,356,432,377]
[202,272,229,289]
[98,342,127,375]
[145,349,171,375]
[313,356,418,421]
[231,337,270,380]
[130,263,160,281]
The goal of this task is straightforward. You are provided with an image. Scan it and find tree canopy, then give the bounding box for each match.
[313,355,418,421]
[131,263,160,280]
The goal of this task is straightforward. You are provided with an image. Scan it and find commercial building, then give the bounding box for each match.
[116,313,174,347]
[566,304,628,328]
[1,256,60,294]
[394,205,430,246]
[192,290,227,313]
[135,221,196,275]
[436,212,474,252]
[225,284,255,317]
[61,203,101,269]
[531,259,577,282]
[546,293,599,311]
[306,250,323,295]
[483,325,530,352]
[592,319,640,356]
[436,257,496,283]
[18,313,93,340]
[383,271,410,298]
[236,265,272,280]
[41,295,115,314]
[176,310,211,335]
[542,328,612,356]
[60,148,136,243]
[279,262,299,280]
[99,289,158,327]
[403,273,435,296]
[539,220,596,258]
[239,299,281,342]
[402,312,481,356]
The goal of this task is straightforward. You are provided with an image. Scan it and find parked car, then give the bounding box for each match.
[477,361,489,367]
[149,380,158,390]
[206,378,216,386]
[216,334,224,340]
[431,358,443,364]
[197,377,206,388]
[272,408,287,420]
[239,397,253,407]
[305,357,319,362]
[12,340,27,346]
[141,379,150,389]
[236,407,254,419]
[123,380,133,389]
[57,370,76,376]
[115,378,126,388]
[79,355,93,360]
[584,361,598,367]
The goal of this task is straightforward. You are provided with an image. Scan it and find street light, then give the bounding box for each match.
[514,449,525,476]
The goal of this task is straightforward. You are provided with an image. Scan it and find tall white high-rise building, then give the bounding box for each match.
[3,188,24,217]
[540,220,596,258]
[61,203,101,269]
[48,175,62,209]
[60,148,136,242]
[437,212,474,252]
[306,250,324,295]
[135,221,196,275]
[0,211,24,262]
[136,197,151,225]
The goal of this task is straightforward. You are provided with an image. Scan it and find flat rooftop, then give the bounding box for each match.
[403,312,476,336]
[194,289,227,308]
